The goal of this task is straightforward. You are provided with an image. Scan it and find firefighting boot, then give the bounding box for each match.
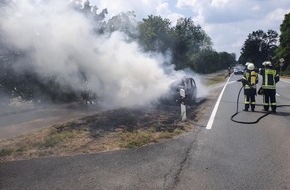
[251,104,255,112]
[243,104,249,111]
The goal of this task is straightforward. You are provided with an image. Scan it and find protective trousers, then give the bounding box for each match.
[244,88,256,111]
[263,89,276,111]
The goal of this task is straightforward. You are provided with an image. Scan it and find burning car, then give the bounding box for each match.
[175,77,197,105]
[160,76,197,105]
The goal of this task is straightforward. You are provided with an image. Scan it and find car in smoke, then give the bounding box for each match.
[175,77,197,105]
[160,76,197,106]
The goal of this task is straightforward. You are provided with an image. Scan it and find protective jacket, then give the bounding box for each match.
[242,69,258,111]
[259,67,279,89]
[259,66,279,112]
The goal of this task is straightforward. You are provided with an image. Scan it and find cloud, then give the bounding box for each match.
[210,0,230,8]
[177,0,266,24]
[265,8,290,23]
[176,0,198,9]
[175,0,290,56]
[156,1,170,15]
[91,0,166,19]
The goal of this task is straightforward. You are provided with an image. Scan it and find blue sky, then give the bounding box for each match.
[90,0,290,59]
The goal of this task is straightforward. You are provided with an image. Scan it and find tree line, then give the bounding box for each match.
[239,13,290,75]
[75,1,236,73]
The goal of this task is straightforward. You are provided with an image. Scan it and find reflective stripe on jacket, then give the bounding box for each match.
[259,68,279,89]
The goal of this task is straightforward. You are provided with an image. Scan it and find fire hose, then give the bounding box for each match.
[230,83,290,124]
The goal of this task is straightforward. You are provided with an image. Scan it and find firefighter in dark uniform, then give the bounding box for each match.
[242,63,258,111]
[259,61,279,112]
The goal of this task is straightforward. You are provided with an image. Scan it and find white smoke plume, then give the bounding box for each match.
[0,1,207,108]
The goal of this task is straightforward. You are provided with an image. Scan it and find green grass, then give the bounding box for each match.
[0,148,14,157]
[40,130,76,148]
[119,130,152,148]
[204,75,226,86]
[0,130,77,160]
[119,127,183,148]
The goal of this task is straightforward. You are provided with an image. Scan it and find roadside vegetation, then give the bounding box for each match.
[203,72,227,86]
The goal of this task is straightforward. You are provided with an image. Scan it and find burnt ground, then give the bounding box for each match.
[0,71,226,161]
[0,98,210,162]
[58,100,206,136]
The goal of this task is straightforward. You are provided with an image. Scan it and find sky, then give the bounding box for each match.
[90,0,290,59]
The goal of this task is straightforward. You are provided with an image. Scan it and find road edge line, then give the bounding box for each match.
[206,76,231,130]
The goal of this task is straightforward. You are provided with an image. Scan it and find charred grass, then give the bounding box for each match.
[0,102,204,162]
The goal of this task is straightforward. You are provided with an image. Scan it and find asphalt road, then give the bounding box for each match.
[175,74,290,190]
[1,74,290,190]
[0,103,101,140]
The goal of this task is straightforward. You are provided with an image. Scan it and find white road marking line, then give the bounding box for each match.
[227,81,238,85]
[276,93,280,96]
[206,77,231,130]
[281,79,290,84]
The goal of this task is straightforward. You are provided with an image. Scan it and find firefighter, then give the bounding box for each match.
[227,67,231,76]
[259,61,279,113]
[242,63,258,111]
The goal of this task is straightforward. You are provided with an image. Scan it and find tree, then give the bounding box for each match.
[105,11,138,40]
[190,50,236,74]
[172,18,212,70]
[275,13,290,73]
[218,52,236,69]
[189,49,219,74]
[239,29,278,68]
[138,15,173,53]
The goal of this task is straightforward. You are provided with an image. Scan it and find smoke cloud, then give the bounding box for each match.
[0,1,207,108]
